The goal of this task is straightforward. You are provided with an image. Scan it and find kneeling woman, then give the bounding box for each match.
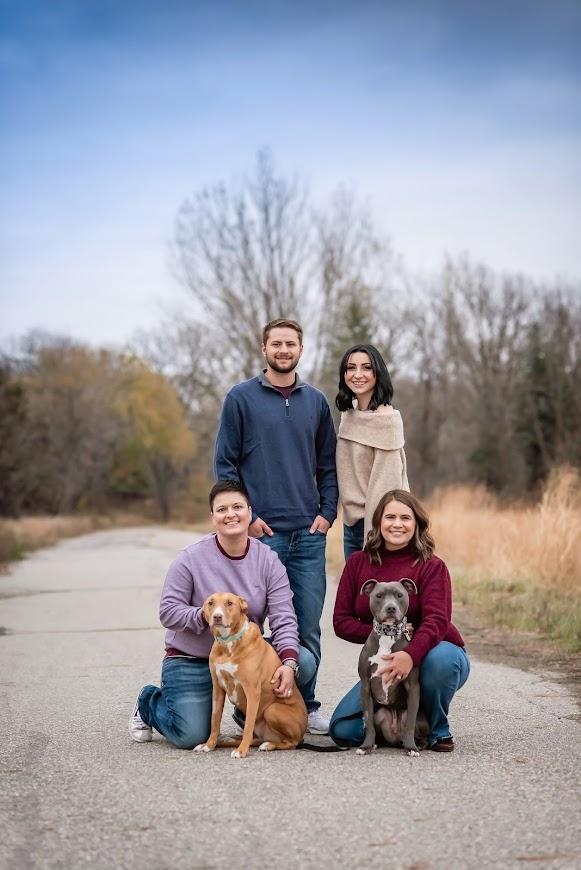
[331,489,469,752]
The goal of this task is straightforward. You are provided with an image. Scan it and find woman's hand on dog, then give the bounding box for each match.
[271,665,296,697]
[376,650,413,682]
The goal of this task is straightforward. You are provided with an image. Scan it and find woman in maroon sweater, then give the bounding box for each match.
[331,489,470,751]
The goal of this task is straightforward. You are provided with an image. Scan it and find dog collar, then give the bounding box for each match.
[373,616,410,641]
[214,620,250,646]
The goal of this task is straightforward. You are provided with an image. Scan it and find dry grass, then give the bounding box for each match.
[0,512,153,569]
[429,467,581,651]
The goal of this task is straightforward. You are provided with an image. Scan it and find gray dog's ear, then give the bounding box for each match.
[400,578,418,596]
[360,579,378,596]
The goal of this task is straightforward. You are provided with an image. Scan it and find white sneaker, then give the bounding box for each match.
[129,699,152,743]
[307,709,330,735]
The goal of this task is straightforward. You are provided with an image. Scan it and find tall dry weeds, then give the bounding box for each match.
[429,466,581,594]
[429,467,581,650]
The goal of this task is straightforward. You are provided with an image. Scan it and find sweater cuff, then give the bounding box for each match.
[405,642,422,668]
[278,648,298,663]
[192,607,206,631]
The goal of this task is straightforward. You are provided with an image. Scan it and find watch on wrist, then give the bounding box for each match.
[282,658,299,677]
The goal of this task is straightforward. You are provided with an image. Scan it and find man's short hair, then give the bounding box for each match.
[209,479,251,510]
[262,318,303,345]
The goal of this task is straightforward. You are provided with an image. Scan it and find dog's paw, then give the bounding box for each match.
[355,744,376,755]
[193,743,212,753]
[231,748,249,759]
[258,741,274,752]
[407,749,420,757]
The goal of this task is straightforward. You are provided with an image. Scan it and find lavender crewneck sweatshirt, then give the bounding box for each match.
[159,534,299,661]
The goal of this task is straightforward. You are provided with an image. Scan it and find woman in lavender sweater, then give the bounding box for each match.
[129,480,316,749]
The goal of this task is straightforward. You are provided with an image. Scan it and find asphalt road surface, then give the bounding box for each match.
[1,527,579,870]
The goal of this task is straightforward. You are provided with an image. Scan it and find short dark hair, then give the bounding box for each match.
[262,319,303,345]
[335,344,394,411]
[364,489,435,565]
[209,480,250,511]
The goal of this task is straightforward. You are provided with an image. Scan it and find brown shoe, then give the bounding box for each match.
[431,737,455,752]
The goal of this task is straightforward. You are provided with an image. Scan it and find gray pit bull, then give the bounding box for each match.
[357,578,429,756]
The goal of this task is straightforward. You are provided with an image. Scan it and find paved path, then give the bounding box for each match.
[1,527,579,870]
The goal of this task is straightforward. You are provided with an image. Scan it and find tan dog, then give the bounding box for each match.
[194,592,307,758]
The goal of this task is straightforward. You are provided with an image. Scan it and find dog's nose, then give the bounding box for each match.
[385,604,396,614]
[212,614,223,624]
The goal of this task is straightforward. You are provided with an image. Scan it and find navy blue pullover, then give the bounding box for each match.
[214,372,338,531]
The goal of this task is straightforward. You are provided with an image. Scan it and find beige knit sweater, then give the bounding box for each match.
[336,404,409,538]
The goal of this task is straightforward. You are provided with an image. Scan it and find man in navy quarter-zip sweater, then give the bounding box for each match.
[214,318,338,734]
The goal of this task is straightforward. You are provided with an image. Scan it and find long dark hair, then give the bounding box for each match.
[364,489,435,565]
[335,344,394,412]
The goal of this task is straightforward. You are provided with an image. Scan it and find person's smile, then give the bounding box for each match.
[381,499,416,550]
[344,351,376,409]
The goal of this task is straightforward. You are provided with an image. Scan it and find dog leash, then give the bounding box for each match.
[298,740,349,752]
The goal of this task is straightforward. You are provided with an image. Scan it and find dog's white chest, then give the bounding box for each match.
[368,635,395,669]
[215,661,238,693]
[369,636,396,701]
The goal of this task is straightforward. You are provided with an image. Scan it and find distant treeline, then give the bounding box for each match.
[2,153,580,518]
[0,343,197,520]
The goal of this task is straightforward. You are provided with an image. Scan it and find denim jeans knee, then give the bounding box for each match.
[139,656,213,750]
[420,642,470,744]
[296,644,317,691]
[329,681,364,747]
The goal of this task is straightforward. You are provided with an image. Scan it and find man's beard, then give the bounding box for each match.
[266,354,299,374]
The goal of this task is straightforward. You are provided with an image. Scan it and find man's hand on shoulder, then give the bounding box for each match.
[309,515,330,534]
[249,517,273,538]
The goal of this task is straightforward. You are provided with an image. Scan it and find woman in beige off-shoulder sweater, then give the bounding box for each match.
[335,344,409,559]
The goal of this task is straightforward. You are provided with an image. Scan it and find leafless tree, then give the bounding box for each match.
[517,286,581,488]
[173,150,314,379]
[437,256,531,491]
[309,188,400,382]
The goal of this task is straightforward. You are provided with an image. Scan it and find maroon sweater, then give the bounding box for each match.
[333,545,465,667]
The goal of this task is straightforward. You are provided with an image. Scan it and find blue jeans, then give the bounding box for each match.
[138,644,317,750]
[329,641,470,748]
[261,529,327,712]
[343,519,364,560]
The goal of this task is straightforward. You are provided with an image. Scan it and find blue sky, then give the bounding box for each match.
[2,0,581,347]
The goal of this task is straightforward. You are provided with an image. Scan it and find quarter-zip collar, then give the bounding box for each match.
[257,370,306,392]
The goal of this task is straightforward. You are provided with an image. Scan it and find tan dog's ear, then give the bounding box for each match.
[202,595,215,624]
[238,597,249,614]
